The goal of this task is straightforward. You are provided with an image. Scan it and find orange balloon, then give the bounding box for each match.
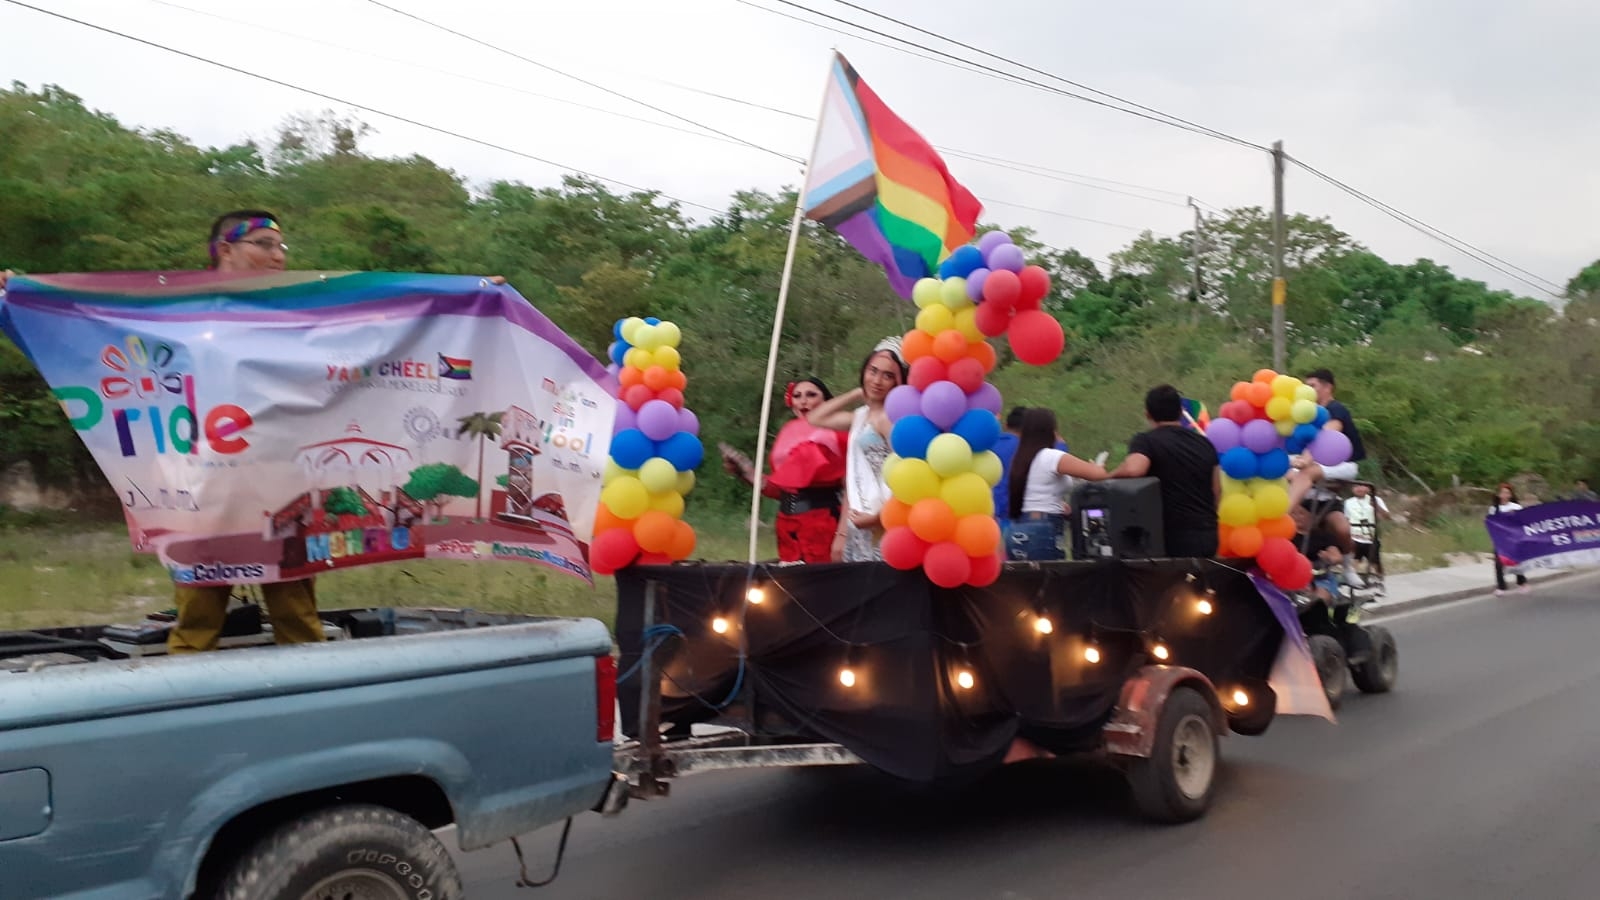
[1252,368,1278,385]
[932,329,968,364]
[953,513,1001,557]
[1229,381,1252,403]
[1245,381,1273,408]
[908,497,958,543]
[595,506,635,534]
[968,340,997,373]
[1229,525,1264,558]
[633,510,678,554]
[880,498,911,530]
[667,519,696,560]
[668,370,688,391]
[1259,514,1297,541]
[1217,523,1236,557]
[619,366,644,389]
[643,365,673,391]
[901,329,935,362]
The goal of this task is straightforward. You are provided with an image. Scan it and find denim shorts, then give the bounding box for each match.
[1005,514,1066,561]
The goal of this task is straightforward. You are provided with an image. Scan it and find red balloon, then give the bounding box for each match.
[1007,310,1065,366]
[588,528,640,575]
[923,541,972,588]
[1256,537,1299,578]
[946,357,986,394]
[655,387,685,410]
[623,384,655,411]
[908,356,948,391]
[636,551,673,566]
[967,551,1002,587]
[881,526,929,570]
[1222,400,1254,425]
[982,269,1022,308]
[974,300,1013,337]
[1272,553,1313,591]
[1017,265,1051,304]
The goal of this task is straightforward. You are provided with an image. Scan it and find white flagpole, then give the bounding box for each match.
[747,54,836,564]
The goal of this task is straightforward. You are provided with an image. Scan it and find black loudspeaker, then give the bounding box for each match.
[1069,477,1166,559]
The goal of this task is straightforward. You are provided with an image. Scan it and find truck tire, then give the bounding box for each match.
[1309,634,1346,711]
[1127,686,1218,824]
[218,803,462,900]
[1351,625,1398,694]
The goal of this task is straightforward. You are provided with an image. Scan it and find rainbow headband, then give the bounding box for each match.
[209,218,281,261]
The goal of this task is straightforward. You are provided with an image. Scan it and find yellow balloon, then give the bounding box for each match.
[619,316,645,345]
[912,277,943,309]
[925,433,974,478]
[940,472,992,517]
[1294,383,1317,404]
[882,453,902,483]
[940,277,971,310]
[676,470,696,496]
[1218,493,1259,528]
[1221,474,1249,496]
[1271,374,1301,399]
[603,459,637,486]
[916,304,955,335]
[971,450,1003,487]
[601,477,650,520]
[1253,483,1290,520]
[649,490,685,518]
[653,345,681,372]
[656,321,682,349]
[623,347,651,370]
[1275,418,1297,436]
[634,323,662,351]
[1290,398,1317,424]
[953,307,983,342]
[638,457,678,494]
[886,458,941,503]
[1265,396,1293,421]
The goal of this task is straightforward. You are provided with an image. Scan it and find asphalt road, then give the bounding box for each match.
[453,571,1600,900]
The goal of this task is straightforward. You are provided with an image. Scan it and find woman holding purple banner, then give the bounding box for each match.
[1489,483,1530,595]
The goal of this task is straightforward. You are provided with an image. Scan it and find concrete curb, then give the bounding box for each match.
[1365,568,1595,620]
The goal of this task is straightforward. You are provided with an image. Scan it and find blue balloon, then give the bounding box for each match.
[1312,406,1329,427]
[644,316,661,326]
[656,432,703,471]
[608,341,627,366]
[937,245,986,280]
[1285,436,1309,455]
[951,409,1000,453]
[890,415,941,459]
[1292,423,1320,446]
[611,429,654,469]
[1257,448,1291,480]
[612,319,626,341]
[1220,446,1259,480]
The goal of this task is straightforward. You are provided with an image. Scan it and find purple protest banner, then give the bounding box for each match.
[1485,500,1600,572]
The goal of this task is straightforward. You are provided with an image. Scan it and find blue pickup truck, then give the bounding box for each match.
[0,606,627,899]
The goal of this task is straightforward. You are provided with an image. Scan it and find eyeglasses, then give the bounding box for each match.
[236,237,288,253]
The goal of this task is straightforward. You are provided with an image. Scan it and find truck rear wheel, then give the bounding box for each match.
[1309,634,1347,711]
[1126,686,1218,824]
[218,803,462,900]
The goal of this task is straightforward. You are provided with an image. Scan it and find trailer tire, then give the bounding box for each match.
[1351,625,1398,694]
[1309,634,1347,711]
[217,803,462,900]
[1127,686,1217,824]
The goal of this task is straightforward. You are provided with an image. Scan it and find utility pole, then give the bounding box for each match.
[1187,196,1203,324]
[1270,140,1287,372]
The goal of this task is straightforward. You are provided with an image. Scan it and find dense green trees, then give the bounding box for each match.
[2,82,1595,506]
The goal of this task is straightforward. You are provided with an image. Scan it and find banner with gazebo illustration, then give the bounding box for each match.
[0,271,616,585]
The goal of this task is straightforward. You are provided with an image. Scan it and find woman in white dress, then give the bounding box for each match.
[805,337,907,562]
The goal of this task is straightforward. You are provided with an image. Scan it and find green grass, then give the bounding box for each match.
[0,508,774,633]
[1380,512,1494,572]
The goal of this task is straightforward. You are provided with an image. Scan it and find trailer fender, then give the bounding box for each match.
[1101,665,1225,759]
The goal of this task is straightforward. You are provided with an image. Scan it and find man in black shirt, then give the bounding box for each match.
[1303,368,1364,482]
[1109,384,1221,557]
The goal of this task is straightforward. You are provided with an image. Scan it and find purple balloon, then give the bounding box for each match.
[884,384,923,423]
[1309,429,1352,467]
[1205,418,1241,453]
[637,399,679,442]
[969,381,1003,416]
[965,267,991,302]
[986,243,1026,273]
[977,230,1012,255]
[613,404,637,435]
[920,380,967,430]
[677,407,700,437]
[1240,418,1279,454]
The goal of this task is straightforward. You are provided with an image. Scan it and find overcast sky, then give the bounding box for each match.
[3,0,1595,300]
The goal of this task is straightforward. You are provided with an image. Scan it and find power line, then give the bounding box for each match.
[821,0,1263,152]
[361,0,804,164]
[1,0,723,212]
[1286,154,1564,297]
[982,199,1163,235]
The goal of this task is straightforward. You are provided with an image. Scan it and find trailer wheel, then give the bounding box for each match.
[1351,625,1398,694]
[1309,635,1347,711]
[218,803,462,900]
[1127,686,1218,824]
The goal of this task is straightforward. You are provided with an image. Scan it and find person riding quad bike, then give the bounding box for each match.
[1289,497,1398,710]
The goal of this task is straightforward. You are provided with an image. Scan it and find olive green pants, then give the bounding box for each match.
[166,578,324,654]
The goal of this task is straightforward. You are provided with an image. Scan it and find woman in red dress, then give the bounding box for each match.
[721,377,848,562]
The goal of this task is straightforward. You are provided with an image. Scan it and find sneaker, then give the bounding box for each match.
[1519,584,1531,594]
[1494,588,1507,596]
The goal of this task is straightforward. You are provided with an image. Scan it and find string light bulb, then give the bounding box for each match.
[1196,597,1214,616]
[1083,645,1101,664]
[711,616,730,634]
[1034,615,1054,635]
[955,669,975,690]
[745,586,766,605]
[1231,688,1250,707]
[1152,642,1170,661]
[839,667,857,688]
